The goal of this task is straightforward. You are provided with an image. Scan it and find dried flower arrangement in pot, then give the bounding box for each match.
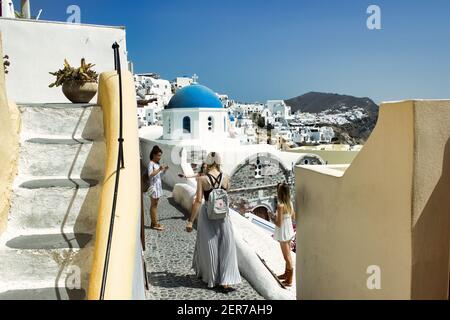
[49,58,99,103]
[3,55,10,74]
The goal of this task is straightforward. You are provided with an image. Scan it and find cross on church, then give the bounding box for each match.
[192,74,199,84]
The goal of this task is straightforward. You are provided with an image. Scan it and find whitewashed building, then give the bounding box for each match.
[260,109,275,126]
[266,100,292,118]
[293,126,335,144]
[137,106,159,127]
[172,76,194,91]
[161,84,230,141]
[134,73,173,127]
[134,73,173,106]
[218,94,233,108]
[1,0,15,18]
[233,103,264,118]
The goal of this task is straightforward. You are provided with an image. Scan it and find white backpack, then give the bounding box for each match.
[206,173,229,220]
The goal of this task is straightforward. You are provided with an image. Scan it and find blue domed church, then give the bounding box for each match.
[162,84,229,141]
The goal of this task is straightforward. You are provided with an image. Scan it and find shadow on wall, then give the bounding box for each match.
[49,105,105,300]
[412,138,450,300]
[70,105,106,300]
[1,104,105,300]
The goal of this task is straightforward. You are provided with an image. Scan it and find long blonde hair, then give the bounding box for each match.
[277,183,293,215]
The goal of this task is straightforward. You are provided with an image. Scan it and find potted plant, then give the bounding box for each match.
[3,55,10,74]
[49,58,99,103]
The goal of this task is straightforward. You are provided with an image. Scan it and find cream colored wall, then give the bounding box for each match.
[296,101,414,299]
[88,71,145,300]
[295,100,450,300]
[410,100,450,299]
[0,33,20,235]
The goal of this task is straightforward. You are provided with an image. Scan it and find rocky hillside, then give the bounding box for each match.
[285,92,379,144]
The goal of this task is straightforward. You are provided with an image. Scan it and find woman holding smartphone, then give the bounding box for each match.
[148,145,168,231]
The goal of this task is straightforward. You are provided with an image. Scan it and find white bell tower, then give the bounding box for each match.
[1,0,16,18]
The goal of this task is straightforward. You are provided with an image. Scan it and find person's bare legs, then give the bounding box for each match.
[150,197,164,230]
[281,241,293,270]
[280,241,294,286]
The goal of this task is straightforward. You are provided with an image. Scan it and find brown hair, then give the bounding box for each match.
[150,145,163,161]
[199,162,208,175]
[277,183,293,215]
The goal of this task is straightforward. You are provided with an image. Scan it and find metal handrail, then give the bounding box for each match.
[99,42,125,300]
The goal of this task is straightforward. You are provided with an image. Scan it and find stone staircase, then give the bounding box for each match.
[0,103,105,300]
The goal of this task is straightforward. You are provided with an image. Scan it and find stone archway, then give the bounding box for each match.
[295,153,326,166]
[228,153,290,219]
[252,203,275,223]
[253,206,270,221]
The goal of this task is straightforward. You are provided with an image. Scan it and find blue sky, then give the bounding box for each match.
[20,0,450,103]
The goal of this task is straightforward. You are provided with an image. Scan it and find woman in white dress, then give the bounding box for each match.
[186,152,241,293]
[274,183,296,287]
[148,146,168,231]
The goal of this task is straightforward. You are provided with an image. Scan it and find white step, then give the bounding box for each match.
[18,140,105,179]
[0,247,93,299]
[18,104,103,140]
[0,287,86,300]
[1,102,105,300]
[8,185,101,232]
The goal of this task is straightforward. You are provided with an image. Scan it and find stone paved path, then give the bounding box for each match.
[143,187,264,300]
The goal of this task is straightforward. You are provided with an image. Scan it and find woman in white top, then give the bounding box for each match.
[148,146,168,231]
[274,183,296,287]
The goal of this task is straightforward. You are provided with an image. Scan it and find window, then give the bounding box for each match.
[255,159,263,178]
[224,117,226,132]
[167,118,171,134]
[208,116,214,131]
[183,116,191,134]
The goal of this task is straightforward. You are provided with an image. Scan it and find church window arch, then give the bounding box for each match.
[183,116,191,134]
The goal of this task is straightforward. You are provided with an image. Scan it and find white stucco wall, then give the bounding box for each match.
[0,18,127,103]
[162,108,228,141]
[139,126,325,190]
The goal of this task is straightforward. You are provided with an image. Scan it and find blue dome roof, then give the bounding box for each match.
[167,84,223,109]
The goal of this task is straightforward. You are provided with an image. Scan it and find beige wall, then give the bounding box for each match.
[296,100,450,300]
[410,101,450,299]
[88,71,145,300]
[0,33,20,235]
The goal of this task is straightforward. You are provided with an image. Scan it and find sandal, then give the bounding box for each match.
[219,285,236,294]
[150,224,165,231]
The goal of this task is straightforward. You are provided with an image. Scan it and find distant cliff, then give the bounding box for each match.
[285,92,379,144]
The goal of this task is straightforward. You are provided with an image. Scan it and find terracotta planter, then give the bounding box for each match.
[62,81,98,103]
